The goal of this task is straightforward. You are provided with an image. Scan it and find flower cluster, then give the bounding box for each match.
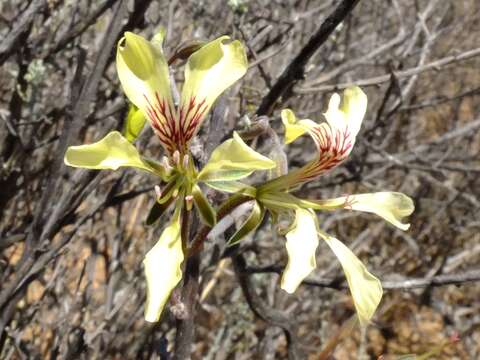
[64,30,414,326]
[64,30,275,321]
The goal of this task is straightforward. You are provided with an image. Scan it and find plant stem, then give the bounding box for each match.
[188,193,253,256]
[173,253,200,360]
[172,194,252,358]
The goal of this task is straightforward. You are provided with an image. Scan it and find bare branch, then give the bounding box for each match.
[298,47,480,93]
[244,265,480,290]
[256,0,361,115]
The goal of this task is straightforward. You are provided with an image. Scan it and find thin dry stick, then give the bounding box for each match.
[256,0,361,116]
[244,265,480,290]
[298,47,480,93]
[232,254,303,360]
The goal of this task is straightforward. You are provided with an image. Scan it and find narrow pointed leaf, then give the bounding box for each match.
[228,201,265,246]
[142,158,171,181]
[157,177,184,205]
[64,131,154,173]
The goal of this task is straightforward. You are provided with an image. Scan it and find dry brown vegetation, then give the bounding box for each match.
[1,0,480,359]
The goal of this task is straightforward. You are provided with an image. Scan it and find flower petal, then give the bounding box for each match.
[143,211,184,322]
[324,86,367,138]
[178,36,247,145]
[307,192,414,230]
[123,104,146,142]
[64,131,154,173]
[274,87,367,189]
[281,109,317,144]
[281,208,318,293]
[319,231,382,326]
[116,31,178,153]
[197,132,275,182]
[349,192,414,230]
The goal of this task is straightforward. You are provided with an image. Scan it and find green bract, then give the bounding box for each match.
[227,201,264,246]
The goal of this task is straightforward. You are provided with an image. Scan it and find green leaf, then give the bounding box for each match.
[197,132,275,182]
[192,185,216,227]
[64,131,154,173]
[124,104,146,142]
[227,201,265,246]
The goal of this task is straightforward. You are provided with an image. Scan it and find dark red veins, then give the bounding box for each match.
[144,92,207,154]
[296,124,353,183]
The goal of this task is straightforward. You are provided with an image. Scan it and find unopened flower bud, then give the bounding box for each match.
[185,195,194,211]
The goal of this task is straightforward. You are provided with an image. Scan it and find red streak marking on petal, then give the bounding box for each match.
[296,123,355,183]
[143,93,209,154]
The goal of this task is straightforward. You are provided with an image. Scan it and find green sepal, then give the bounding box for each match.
[197,132,275,182]
[257,191,303,210]
[157,176,183,205]
[124,104,146,142]
[143,158,171,181]
[204,180,256,197]
[227,201,265,246]
[192,185,216,227]
[146,196,174,226]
